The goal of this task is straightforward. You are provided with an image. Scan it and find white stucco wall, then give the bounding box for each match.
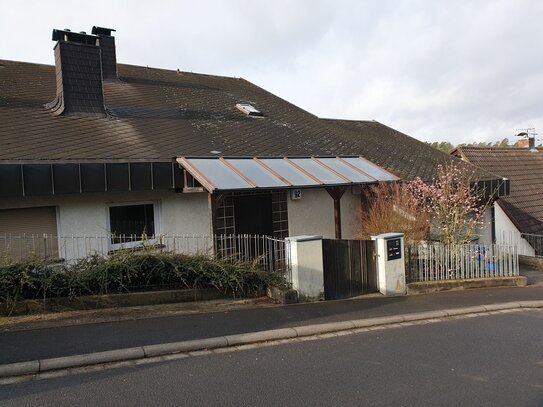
[476,207,493,245]
[287,187,361,239]
[287,188,334,238]
[287,235,325,301]
[341,189,362,239]
[0,191,211,260]
[494,201,535,256]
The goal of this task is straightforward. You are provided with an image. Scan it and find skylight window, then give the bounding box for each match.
[236,103,263,117]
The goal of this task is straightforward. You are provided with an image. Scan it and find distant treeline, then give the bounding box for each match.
[427,138,542,153]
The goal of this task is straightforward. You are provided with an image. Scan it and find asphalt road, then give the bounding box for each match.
[2,285,543,364]
[2,310,543,406]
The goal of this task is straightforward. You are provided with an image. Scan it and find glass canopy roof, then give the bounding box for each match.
[176,156,398,192]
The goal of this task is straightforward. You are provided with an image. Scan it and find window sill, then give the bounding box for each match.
[108,243,166,255]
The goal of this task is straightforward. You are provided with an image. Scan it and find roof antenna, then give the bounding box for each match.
[515,127,538,153]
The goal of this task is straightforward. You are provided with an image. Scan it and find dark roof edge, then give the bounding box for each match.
[495,200,529,234]
[320,117,375,124]
[0,158,174,165]
[455,146,543,152]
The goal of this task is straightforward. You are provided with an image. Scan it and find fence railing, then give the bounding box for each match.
[497,231,543,258]
[406,242,519,283]
[0,234,291,277]
[520,233,543,258]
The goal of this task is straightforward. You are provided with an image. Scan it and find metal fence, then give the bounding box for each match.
[406,242,519,282]
[520,233,543,258]
[497,231,543,258]
[0,234,291,277]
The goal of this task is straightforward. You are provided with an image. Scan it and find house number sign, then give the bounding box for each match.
[291,189,302,200]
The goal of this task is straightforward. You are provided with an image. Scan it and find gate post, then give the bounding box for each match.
[286,235,324,301]
[372,233,406,296]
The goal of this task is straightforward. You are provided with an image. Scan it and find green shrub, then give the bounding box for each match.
[0,251,287,315]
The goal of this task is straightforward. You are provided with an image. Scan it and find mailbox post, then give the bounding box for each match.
[372,233,406,296]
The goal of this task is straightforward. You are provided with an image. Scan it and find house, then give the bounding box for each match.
[452,143,543,255]
[0,26,503,260]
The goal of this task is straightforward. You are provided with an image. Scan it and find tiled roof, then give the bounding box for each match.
[454,147,543,234]
[323,119,494,181]
[0,59,495,182]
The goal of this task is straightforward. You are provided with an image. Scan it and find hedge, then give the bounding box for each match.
[0,251,287,315]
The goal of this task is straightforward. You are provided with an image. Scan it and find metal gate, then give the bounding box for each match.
[322,239,378,300]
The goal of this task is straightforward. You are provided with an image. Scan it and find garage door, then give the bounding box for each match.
[0,206,59,260]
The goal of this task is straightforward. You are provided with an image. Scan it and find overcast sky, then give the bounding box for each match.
[2,0,543,144]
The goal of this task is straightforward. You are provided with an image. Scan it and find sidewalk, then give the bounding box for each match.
[1,284,542,366]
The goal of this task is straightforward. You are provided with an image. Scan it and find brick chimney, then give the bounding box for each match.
[92,26,118,80]
[46,29,105,116]
[517,135,538,152]
[516,139,529,149]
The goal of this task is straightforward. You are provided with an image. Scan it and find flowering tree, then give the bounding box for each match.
[359,163,489,245]
[407,163,488,245]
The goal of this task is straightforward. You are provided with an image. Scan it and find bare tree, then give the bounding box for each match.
[359,163,490,245]
[358,182,430,245]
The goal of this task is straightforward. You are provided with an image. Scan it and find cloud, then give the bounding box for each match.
[2,0,543,145]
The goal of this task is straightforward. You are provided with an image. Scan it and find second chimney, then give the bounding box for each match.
[528,135,537,152]
[92,26,118,80]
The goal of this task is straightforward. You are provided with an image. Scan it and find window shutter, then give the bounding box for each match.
[0,206,59,259]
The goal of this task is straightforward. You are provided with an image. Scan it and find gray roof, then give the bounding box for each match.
[0,59,495,183]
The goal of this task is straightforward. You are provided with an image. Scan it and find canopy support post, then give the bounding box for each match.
[326,186,346,239]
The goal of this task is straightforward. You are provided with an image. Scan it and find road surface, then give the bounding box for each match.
[2,310,542,406]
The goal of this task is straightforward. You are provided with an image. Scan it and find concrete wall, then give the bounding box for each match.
[287,188,361,239]
[494,201,535,256]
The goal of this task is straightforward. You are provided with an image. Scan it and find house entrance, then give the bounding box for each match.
[212,191,289,262]
[214,191,288,239]
[322,239,378,300]
[233,194,273,236]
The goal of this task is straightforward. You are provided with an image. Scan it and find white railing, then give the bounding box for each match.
[0,234,291,276]
[497,230,542,258]
[406,242,519,282]
[520,233,543,258]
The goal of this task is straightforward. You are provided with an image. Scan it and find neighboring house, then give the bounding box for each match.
[452,145,543,255]
[0,26,502,260]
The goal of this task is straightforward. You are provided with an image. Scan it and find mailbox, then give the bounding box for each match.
[386,238,402,261]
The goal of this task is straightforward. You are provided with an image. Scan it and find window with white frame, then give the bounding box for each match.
[109,203,157,245]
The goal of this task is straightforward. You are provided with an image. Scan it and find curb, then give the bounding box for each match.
[2,300,542,379]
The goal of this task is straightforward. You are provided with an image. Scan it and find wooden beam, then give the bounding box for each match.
[209,193,225,236]
[176,157,216,193]
[326,186,346,239]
